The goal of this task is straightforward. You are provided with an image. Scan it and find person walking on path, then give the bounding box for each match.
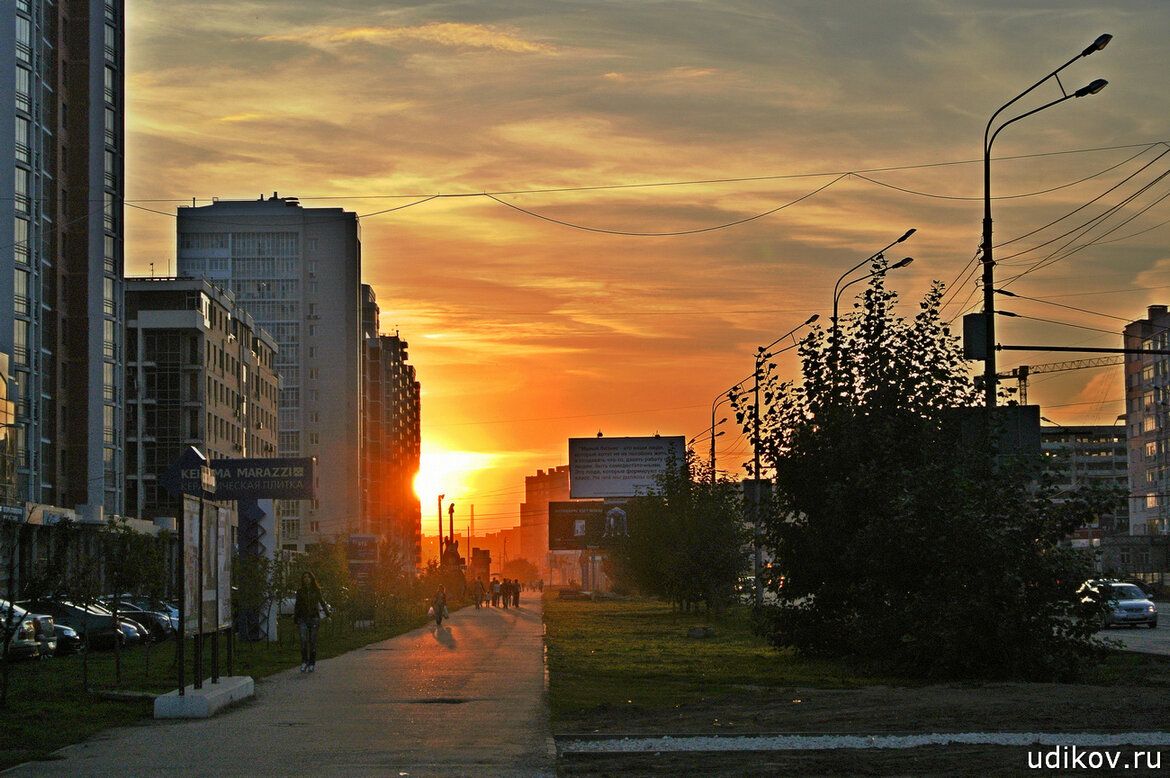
[294,571,330,673]
[473,577,487,609]
[432,584,448,626]
[491,577,501,608]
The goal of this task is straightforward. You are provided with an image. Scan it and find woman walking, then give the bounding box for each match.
[294,571,330,673]
[432,584,448,627]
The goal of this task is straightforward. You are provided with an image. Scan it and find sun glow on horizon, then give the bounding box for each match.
[413,448,499,508]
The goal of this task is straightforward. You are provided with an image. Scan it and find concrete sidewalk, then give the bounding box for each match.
[4,597,553,777]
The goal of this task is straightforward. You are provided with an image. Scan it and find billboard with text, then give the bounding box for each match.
[568,435,685,499]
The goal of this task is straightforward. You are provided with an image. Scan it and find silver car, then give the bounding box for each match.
[1081,580,1158,629]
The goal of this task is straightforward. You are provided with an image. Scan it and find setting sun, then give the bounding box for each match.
[414,448,500,509]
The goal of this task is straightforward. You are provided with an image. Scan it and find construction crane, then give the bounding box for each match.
[1001,356,1124,405]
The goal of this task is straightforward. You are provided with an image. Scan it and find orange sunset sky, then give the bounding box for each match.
[122,2,1170,535]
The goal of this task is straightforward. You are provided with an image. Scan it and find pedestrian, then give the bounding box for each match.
[490,577,501,608]
[500,578,510,609]
[294,571,330,673]
[432,584,448,627]
[513,578,521,608]
[473,577,487,609]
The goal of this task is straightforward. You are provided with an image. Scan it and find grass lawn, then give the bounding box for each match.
[0,611,429,770]
[544,593,890,722]
[545,593,1170,777]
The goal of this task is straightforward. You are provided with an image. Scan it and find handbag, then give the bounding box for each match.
[443,606,450,619]
[427,606,435,618]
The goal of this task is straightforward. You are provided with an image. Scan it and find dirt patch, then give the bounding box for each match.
[556,657,1170,776]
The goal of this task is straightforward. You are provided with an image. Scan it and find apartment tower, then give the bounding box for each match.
[176,195,362,548]
[1,0,126,515]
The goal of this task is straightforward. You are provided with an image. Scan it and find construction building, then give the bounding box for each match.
[124,278,280,534]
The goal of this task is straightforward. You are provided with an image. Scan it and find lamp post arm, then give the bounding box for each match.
[987,93,1078,156]
[831,231,913,305]
[983,48,1090,153]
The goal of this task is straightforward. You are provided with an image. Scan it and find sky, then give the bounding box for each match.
[123,1,1170,536]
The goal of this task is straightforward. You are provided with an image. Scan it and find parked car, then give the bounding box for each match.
[52,623,82,655]
[101,598,175,641]
[1079,580,1158,629]
[105,595,179,632]
[0,600,42,660]
[18,599,127,650]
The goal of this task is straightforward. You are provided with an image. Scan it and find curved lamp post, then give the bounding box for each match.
[981,34,1112,407]
[831,254,915,384]
[746,313,818,605]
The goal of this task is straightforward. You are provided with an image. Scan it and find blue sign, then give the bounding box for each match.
[209,457,317,501]
[160,450,316,500]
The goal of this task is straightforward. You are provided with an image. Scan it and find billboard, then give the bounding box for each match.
[568,435,686,499]
[549,500,631,550]
[210,457,317,500]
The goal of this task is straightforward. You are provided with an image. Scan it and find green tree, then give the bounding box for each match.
[610,456,747,610]
[741,266,1108,680]
[501,558,539,584]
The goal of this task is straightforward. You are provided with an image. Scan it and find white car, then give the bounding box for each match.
[1081,580,1158,629]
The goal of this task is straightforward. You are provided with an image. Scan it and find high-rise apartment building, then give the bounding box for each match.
[124,278,280,523]
[176,195,362,547]
[361,285,422,569]
[1124,305,1170,535]
[1040,423,1128,537]
[2,0,126,515]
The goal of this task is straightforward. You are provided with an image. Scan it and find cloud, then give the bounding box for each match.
[253,22,556,54]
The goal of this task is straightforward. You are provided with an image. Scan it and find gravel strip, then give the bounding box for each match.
[558,731,1170,753]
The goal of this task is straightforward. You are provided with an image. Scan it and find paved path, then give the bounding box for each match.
[5,598,553,778]
[1109,624,1170,656]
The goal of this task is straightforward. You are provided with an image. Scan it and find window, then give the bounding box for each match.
[14,218,29,263]
[14,269,28,315]
[13,321,29,366]
[104,320,115,360]
[104,277,116,316]
[15,67,30,113]
[15,18,31,62]
[14,168,29,214]
[105,107,117,145]
[15,118,29,163]
[105,24,117,60]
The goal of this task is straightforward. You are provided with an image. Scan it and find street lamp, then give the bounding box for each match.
[981,34,1112,407]
[748,313,818,606]
[710,381,751,485]
[831,249,915,382]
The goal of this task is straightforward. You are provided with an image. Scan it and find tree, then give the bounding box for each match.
[740,266,1109,680]
[609,455,747,610]
[501,558,539,584]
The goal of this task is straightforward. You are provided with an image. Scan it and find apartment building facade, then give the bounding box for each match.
[1124,305,1170,535]
[2,0,126,515]
[124,278,280,524]
[361,285,421,569]
[176,195,362,548]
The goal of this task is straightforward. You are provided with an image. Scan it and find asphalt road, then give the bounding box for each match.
[4,598,553,778]
[1108,622,1170,656]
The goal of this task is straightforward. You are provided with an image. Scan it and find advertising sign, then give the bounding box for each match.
[568,435,686,499]
[549,500,631,550]
[348,534,378,585]
[209,457,317,501]
[181,498,232,634]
